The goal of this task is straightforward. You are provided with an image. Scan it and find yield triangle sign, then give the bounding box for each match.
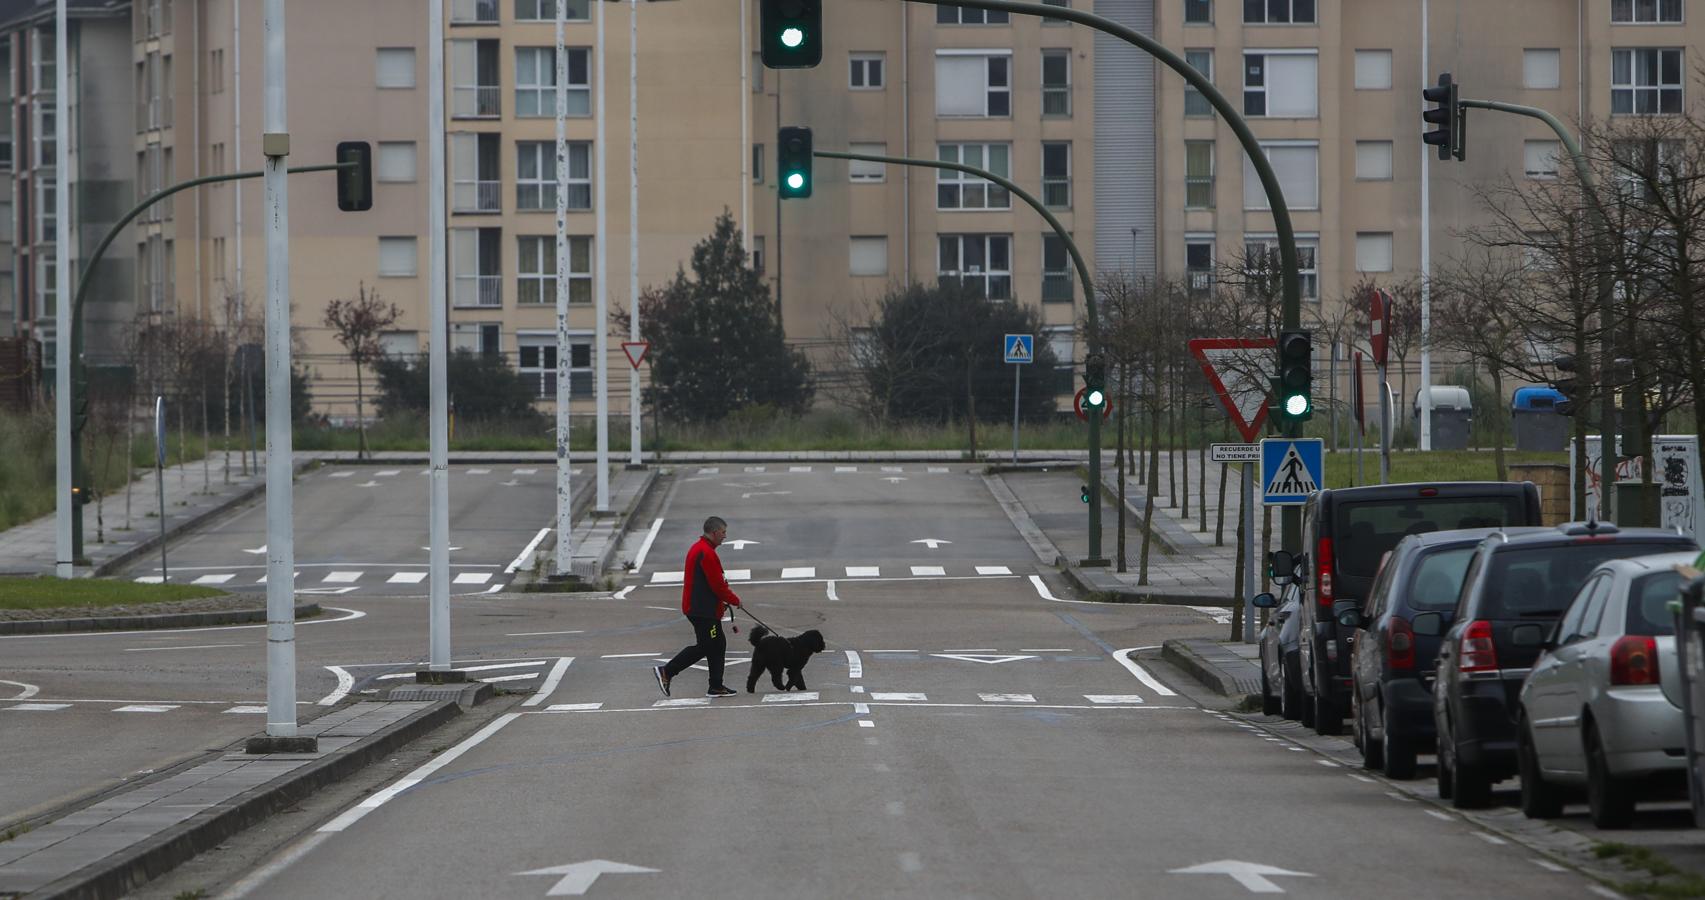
[621,341,650,370]
[1189,338,1276,443]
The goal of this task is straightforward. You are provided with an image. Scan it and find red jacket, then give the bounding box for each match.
[682,536,742,619]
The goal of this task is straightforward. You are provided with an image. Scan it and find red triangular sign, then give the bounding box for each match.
[622,341,651,370]
[1188,337,1276,444]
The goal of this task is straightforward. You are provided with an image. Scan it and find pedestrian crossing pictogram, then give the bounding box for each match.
[1261,438,1324,506]
[1004,333,1034,364]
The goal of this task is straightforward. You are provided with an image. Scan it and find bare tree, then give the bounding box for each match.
[324,283,402,460]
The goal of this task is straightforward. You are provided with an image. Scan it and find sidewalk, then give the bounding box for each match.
[0,451,286,578]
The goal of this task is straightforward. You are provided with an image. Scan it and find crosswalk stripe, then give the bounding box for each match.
[328,471,354,478]
[547,702,605,711]
[724,570,752,581]
[454,572,493,585]
[763,692,820,702]
[698,467,720,475]
[980,694,1036,703]
[781,567,816,579]
[975,565,1012,576]
[656,698,711,707]
[1085,695,1146,705]
[927,467,950,474]
[845,566,881,578]
[375,470,401,477]
[870,692,927,701]
[388,572,428,584]
[745,466,767,473]
[223,705,268,714]
[651,571,684,584]
[323,571,363,584]
[513,468,538,475]
[881,466,903,473]
[193,574,235,585]
[789,466,812,473]
[483,673,541,683]
[5,703,70,711]
[134,576,164,584]
[910,566,946,577]
[115,705,179,713]
[467,468,491,475]
[835,466,857,473]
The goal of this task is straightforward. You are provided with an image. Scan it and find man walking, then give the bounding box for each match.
[655,516,743,698]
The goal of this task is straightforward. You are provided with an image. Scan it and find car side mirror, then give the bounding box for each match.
[1268,550,1296,586]
[1252,592,1278,610]
[1411,612,1444,637]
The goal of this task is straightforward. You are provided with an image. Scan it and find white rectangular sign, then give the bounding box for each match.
[1210,443,1262,463]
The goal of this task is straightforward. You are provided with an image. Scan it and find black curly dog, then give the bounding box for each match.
[746,625,827,693]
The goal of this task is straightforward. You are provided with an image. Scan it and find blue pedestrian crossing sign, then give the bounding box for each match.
[1261,438,1324,506]
[1004,334,1034,365]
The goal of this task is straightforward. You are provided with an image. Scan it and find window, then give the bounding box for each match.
[1355,141,1393,180]
[1612,138,1683,199]
[1186,236,1215,293]
[376,48,416,89]
[1245,235,1318,299]
[451,323,501,358]
[377,142,417,183]
[1046,326,1074,392]
[378,237,418,277]
[1243,142,1318,209]
[1524,49,1561,89]
[937,143,1010,209]
[516,141,590,211]
[1524,140,1560,178]
[1244,51,1317,117]
[517,47,590,117]
[1042,50,1070,116]
[378,332,419,359]
[517,333,558,398]
[1244,0,1315,23]
[1041,0,1070,22]
[1184,50,1213,116]
[210,141,226,176]
[752,143,764,183]
[849,236,888,276]
[1185,0,1213,23]
[518,236,590,305]
[515,0,590,21]
[1042,142,1071,209]
[1354,50,1391,90]
[751,52,763,93]
[939,234,1012,300]
[1356,232,1393,272]
[752,236,765,275]
[1613,48,1682,114]
[1042,234,1072,302]
[209,48,224,94]
[938,4,1009,24]
[1613,0,1683,23]
[850,53,885,89]
[935,52,1011,117]
[451,227,503,307]
[849,142,886,182]
[211,237,224,282]
[1185,140,1214,208]
[451,0,499,24]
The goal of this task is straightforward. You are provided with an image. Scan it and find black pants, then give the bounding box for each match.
[663,616,726,689]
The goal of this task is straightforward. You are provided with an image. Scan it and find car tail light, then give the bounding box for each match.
[1316,538,1334,612]
[1458,620,1498,673]
[1387,616,1416,671]
[1611,636,1660,686]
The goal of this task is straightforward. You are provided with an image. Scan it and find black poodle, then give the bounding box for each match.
[746,625,827,693]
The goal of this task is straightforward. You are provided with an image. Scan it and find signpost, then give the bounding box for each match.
[154,395,168,583]
[1371,289,1393,484]
[1352,350,1366,485]
[1191,338,1276,642]
[1005,334,1033,463]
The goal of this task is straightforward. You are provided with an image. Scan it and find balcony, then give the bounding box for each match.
[450,0,500,24]
[452,85,501,118]
[1042,273,1073,302]
[453,180,501,214]
[453,274,502,308]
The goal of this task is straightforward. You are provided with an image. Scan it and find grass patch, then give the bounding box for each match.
[0,407,211,533]
[1322,449,1566,489]
[1,823,33,842]
[0,577,226,611]
[1597,842,1705,899]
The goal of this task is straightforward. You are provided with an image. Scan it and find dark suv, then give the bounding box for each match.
[1339,529,1532,778]
[1433,522,1697,808]
[1297,483,1543,735]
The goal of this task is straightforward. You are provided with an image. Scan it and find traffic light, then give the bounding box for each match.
[1080,484,1091,504]
[1275,329,1313,422]
[71,485,88,506]
[1422,73,1464,162]
[1083,353,1107,413]
[1552,354,1579,416]
[760,0,822,69]
[335,141,373,212]
[778,126,813,199]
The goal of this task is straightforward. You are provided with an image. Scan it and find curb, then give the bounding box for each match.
[980,473,1064,568]
[0,602,322,636]
[1062,566,1235,606]
[92,458,315,578]
[1161,638,1262,708]
[30,699,464,900]
[1079,465,1182,558]
[590,467,660,578]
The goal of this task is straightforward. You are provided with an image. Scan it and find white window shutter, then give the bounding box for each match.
[935,55,986,116]
[1354,50,1392,90]
[1266,54,1317,117]
[1355,141,1393,180]
[1356,233,1394,273]
[849,237,888,276]
[1523,49,1561,90]
[375,48,415,89]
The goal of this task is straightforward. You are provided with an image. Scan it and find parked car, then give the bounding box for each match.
[1517,551,1697,827]
[1296,482,1544,736]
[1340,528,1513,779]
[1256,582,1304,719]
[1434,523,1697,809]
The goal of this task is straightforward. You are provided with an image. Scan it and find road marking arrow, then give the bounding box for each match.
[722,539,760,550]
[516,860,660,896]
[882,476,908,483]
[501,479,521,486]
[1168,860,1315,894]
[357,480,380,488]
[241,544,267,555]
[741,491,792,499]
[911,539,952,549]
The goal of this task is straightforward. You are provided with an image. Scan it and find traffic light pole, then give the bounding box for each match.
[65,161,353,563]
[1458,97,1619,522]
[816,148,1109,562]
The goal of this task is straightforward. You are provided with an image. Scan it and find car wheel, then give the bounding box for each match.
[1312,666,1342,736]
[1382,701,1419,781]
[1280,653,1303,721]
[1451,743,1494,810]
[1356,690,1384,769]
[1262,667,1281,716]
[1518,717,1565,819]
[1436,744,1455,800]
[1299,685,1317,728]
[1585,720,1635,829]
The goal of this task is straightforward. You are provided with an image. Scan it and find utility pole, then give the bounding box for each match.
[554,0,574,577]
[53,0,69,579]
[1419,0,1434,452]
[594,0,611,511]
[629,0,643,468]
[427,0,452,671]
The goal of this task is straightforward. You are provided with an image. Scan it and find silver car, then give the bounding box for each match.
[1516,550,1697,828]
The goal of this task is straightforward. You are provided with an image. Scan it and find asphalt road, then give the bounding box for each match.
[191,466,1601,899]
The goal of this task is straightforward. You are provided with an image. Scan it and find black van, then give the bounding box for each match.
[1296,482,1543,735]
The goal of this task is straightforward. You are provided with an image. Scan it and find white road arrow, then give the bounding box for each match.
[882,476,908,483]
[516,860,660,896]
[911,539,952,549]
[1168,860,1315,894]
[741,491,792,499]
[501,479,521,487]
[722,539,760,550]
[241,544,267,555]
[357,480,380,488]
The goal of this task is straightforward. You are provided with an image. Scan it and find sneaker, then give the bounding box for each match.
[706,686,737,698]
[653,666,671,697]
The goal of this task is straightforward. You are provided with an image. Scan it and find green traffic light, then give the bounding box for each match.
[786,172,806,190]
[1086,388,1106,409]
[781,26,804,48]
[1284,394,1310,417]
